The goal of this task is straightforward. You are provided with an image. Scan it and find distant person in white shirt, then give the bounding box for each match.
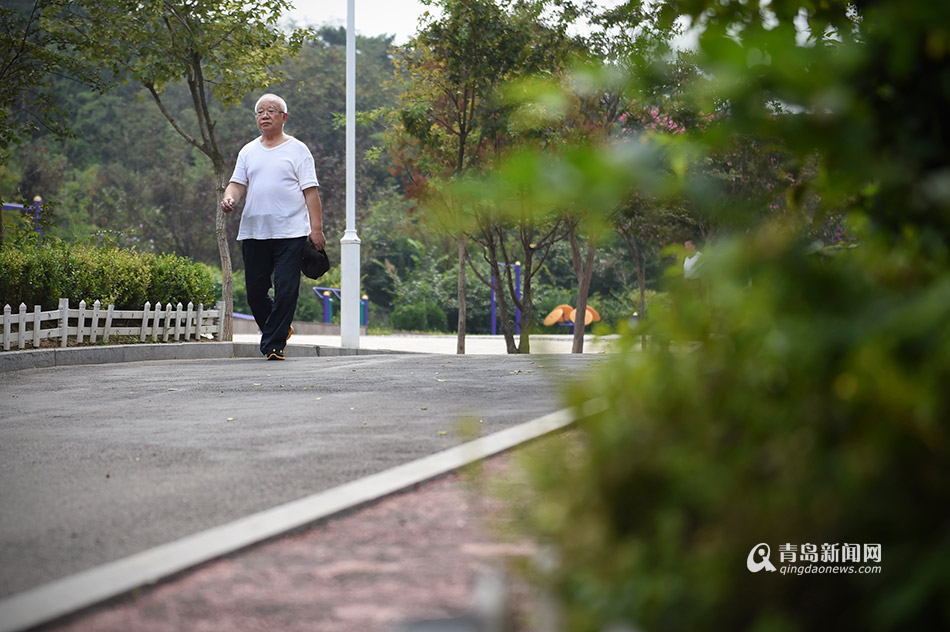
[684,239,703,280]
[221,93,326,361]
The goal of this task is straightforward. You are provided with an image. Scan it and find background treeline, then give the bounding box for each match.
[2,27,394,288]
[0,22,662,333]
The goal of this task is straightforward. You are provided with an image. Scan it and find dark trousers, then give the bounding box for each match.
[241,237,305,356]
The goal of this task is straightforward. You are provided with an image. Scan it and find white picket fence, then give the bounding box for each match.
[1,298,225,351]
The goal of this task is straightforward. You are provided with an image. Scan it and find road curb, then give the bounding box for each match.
[232,342,416,358]
[0,397,606,632]
[0,342,237,373]
[0,342,412,372]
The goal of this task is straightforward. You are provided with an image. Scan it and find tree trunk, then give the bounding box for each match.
[569,229,598,354]
[486,239,517,354]
[214,171,233,341]
[516,248,533,354]
[496,270,518,354]
[636,244,646,318]
[572,245,595,353]
[635,236,647,350]
[456,236,466,354]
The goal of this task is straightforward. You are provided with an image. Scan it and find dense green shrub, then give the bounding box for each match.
[293,280,329,323]
[593,288,669,328]
[511,221,950,631]
[389,304,425,331]
[390,300,447,332]
[0,237,215,309]
[423,301,446,331]
[143,252,215,307]
[68,242,152,307]
[298,265,342,323]
[0,238,71,308]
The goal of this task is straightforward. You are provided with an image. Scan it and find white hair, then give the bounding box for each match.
[254,93,288,114]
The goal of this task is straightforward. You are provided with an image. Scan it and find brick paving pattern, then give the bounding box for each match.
[45,457,540,632]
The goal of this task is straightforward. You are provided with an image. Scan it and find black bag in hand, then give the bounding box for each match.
[301,239,330,280]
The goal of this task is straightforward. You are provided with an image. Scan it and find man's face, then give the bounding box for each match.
[685,240,695,253]
[255,99,287,132]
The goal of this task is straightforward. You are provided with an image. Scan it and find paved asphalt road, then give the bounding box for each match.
[0,353,602,600]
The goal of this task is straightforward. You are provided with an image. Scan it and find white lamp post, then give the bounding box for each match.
[340,0,362,348]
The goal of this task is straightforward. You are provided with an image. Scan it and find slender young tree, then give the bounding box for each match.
[45,0,308,338]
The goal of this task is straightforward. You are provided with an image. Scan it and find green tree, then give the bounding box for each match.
[391,0,583,353]
[44,0,309,339]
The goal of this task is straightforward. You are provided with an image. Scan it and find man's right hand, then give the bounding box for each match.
[220,197,236,213]
[309,229,326,250]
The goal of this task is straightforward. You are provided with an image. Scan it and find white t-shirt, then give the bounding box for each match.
[230,136,319,241]
[684,252,702,279]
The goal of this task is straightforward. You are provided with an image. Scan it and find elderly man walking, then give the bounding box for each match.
[221,93,326,360]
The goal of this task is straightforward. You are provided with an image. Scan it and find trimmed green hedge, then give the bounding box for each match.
[0,238,216,310]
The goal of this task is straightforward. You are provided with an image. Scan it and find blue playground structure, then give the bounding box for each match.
[312,286,368,327]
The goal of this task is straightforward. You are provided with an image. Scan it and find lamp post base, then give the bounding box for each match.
[340,230,362,348]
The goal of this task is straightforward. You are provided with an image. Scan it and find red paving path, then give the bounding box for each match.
[45,456,540,632]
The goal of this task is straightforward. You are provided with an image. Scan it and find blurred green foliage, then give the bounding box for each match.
[514,222,949,630]
[0,236,215,309]
[485,0,950,629]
